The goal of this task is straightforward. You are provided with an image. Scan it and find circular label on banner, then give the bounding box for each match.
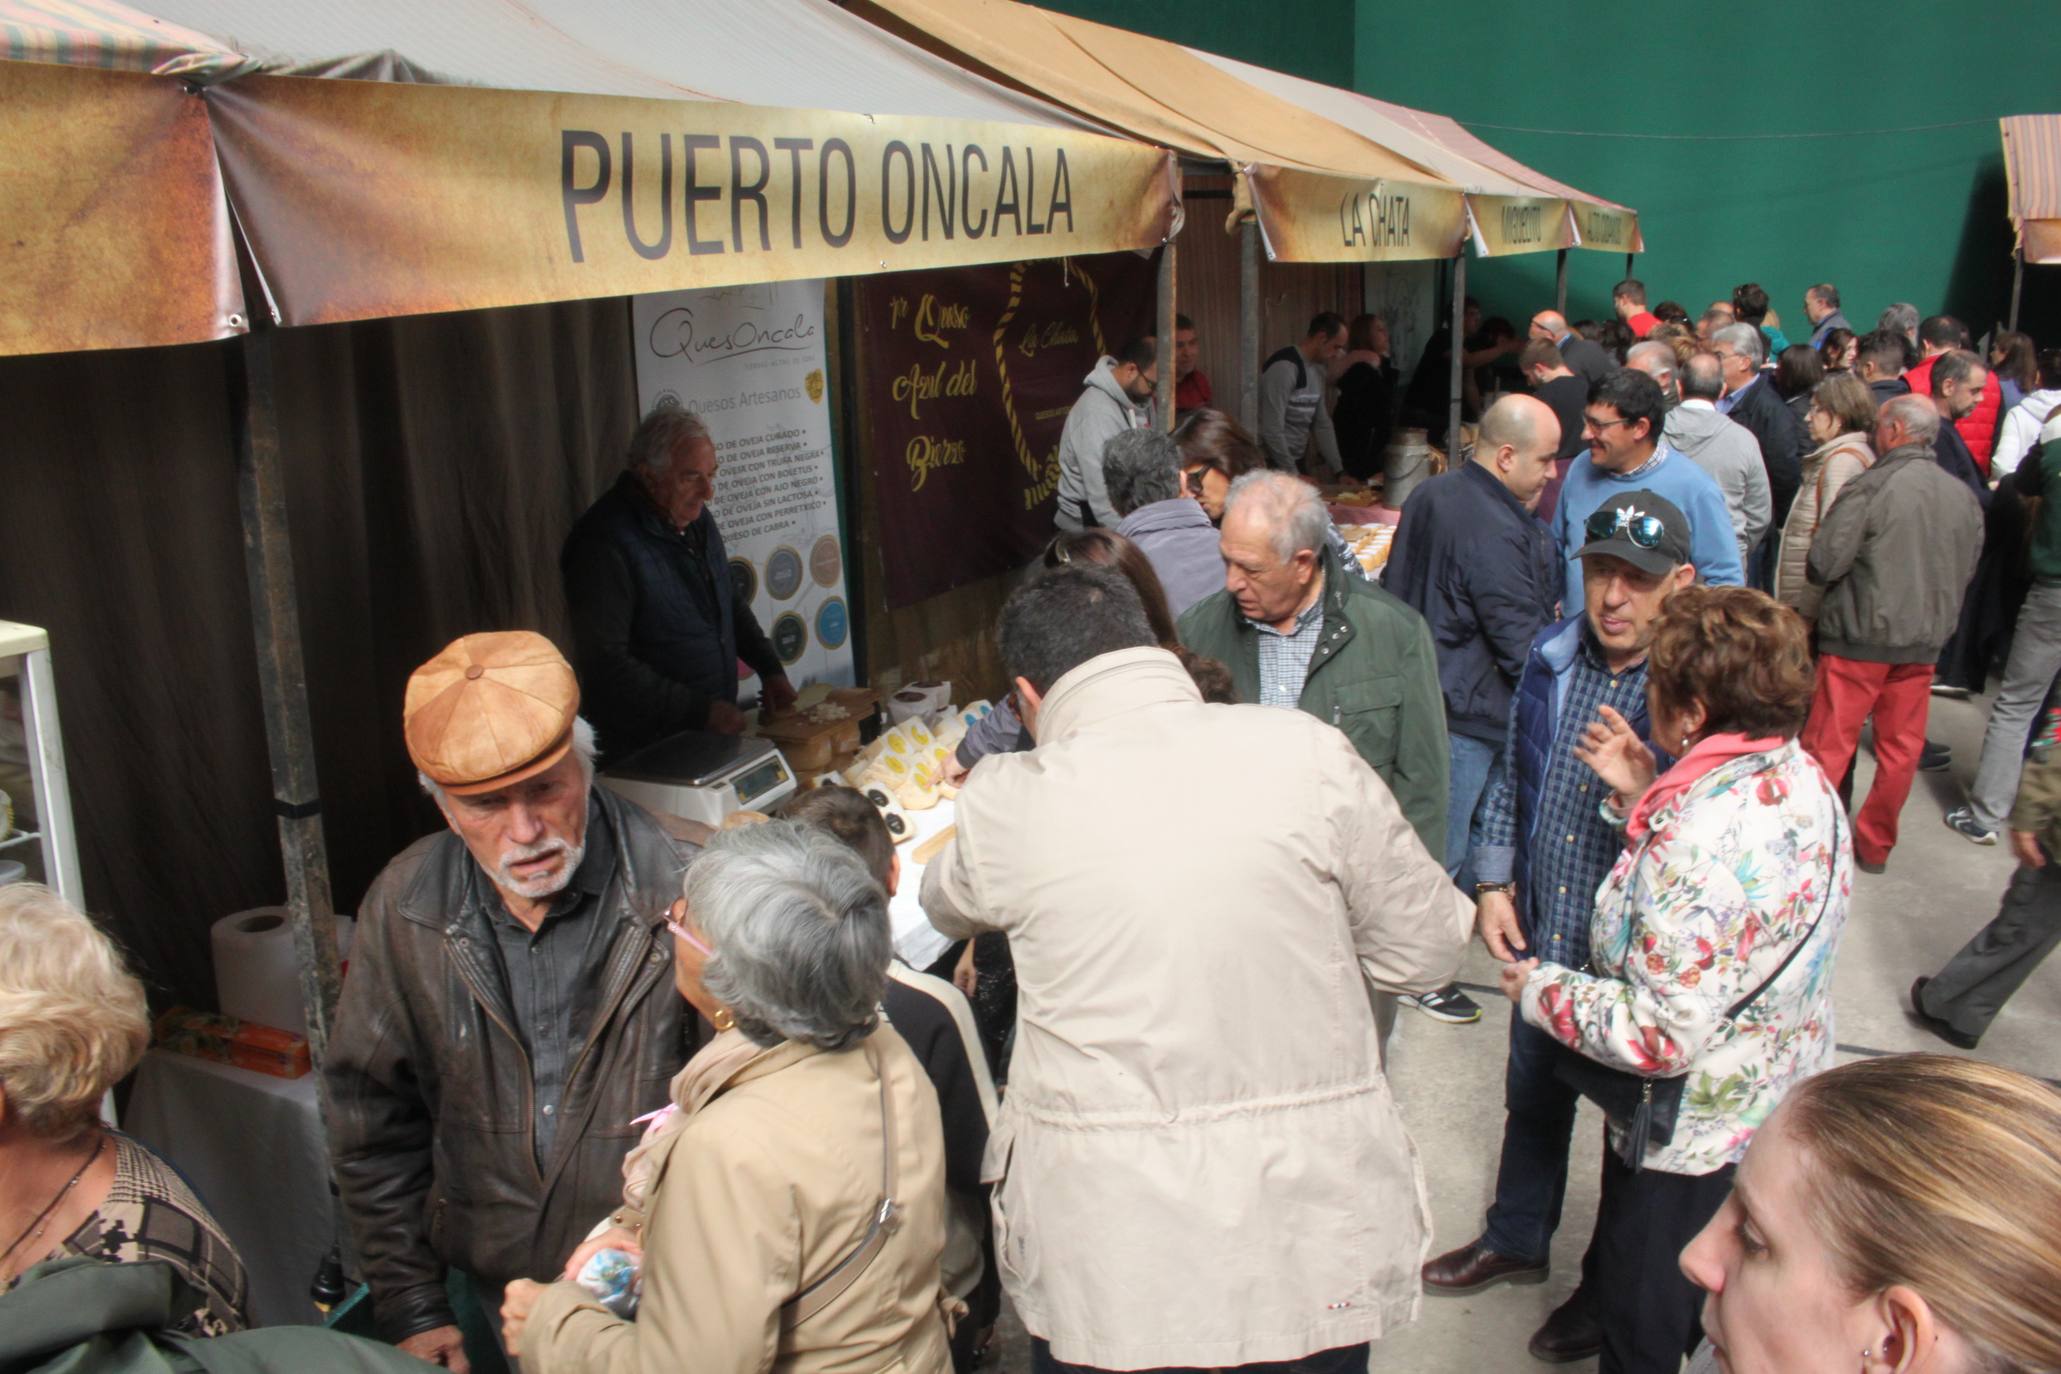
[729,557,757,606]
[815,597,849,650]
[810,534,842,588]
[767,546,805,601]
[771,612,808,665]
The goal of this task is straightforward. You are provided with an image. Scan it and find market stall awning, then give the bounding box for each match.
[850,0,1479,264]
[2002,115,2061,264]
[0,0,1181,356]
[1191,50,1641,258]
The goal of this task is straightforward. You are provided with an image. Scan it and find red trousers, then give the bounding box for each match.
[1801,655,1933,865]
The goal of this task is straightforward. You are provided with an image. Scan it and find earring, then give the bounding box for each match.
[712,1007,736,1032]
[1682,734,1691,752]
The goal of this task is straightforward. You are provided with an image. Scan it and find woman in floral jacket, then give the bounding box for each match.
[1501,586,1852,1374]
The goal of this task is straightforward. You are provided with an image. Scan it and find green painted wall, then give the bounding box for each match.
[1035,1,2059,344]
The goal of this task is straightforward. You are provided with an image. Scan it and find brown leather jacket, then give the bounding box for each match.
[324,786,698,1342]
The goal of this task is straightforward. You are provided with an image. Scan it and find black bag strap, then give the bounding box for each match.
[1264,345,1306,391]
[780,1035,899,1327]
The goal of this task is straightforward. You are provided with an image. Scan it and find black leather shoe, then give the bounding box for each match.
[1528,1290,1602,1363]
[1421,1239,1548,1295]
[1910,977,1979,1050]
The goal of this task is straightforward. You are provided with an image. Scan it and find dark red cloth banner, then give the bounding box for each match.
[858,250,1160,607]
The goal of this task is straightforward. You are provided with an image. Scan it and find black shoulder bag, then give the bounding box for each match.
[1550,806,1843,1173]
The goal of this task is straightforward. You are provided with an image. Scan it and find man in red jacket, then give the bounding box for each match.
[1613,279,1659,339]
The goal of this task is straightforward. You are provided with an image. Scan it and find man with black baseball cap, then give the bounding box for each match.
[1423,490,1695,1365]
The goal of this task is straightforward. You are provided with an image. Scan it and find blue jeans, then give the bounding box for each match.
[1482,1006,1587,1264]
[1444,734,1504,888]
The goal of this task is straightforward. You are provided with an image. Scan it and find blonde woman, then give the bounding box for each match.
[1681,1054,2061,1374]
[0,884,247,1333]
[1775,373,1876,620]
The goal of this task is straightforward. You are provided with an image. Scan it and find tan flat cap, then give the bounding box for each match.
[405,631,579,796]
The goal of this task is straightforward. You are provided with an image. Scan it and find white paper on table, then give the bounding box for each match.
[887,797,957,970]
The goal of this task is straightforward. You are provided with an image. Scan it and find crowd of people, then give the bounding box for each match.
[6,275,2061,1374]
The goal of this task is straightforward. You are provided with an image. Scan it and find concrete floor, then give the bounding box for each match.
[982,688,2058,1374]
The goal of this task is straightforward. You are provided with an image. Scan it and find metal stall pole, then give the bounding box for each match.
[1447,251,1467,458]
[1239,218,1261,432]
[1555,248,1569,315]
[1624,252,1635,281]
[1157,241,1177,433]
[2009,247,2025,332]
[229,329,344,1070]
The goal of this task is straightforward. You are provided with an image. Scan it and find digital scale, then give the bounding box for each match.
[600,729,798,828]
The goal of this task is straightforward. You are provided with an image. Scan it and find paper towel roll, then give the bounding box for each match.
[212,907,306,1036]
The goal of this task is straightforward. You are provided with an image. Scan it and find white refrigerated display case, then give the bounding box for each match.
[0,620,84,903]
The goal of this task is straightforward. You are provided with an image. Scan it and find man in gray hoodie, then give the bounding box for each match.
[1056,338,1157,530]
[1633,343,1771,568]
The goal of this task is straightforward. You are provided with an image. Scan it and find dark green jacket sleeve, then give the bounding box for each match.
[1386,606,1451,859]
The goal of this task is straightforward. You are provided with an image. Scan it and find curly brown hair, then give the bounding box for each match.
[1648,585,1815,739]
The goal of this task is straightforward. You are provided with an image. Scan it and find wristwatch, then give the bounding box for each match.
[1473,881,1514,896]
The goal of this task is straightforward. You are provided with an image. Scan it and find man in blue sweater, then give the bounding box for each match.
[1549,368,1743,612]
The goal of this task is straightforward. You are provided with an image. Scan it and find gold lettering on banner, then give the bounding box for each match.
[906,434,968,491]
[892,357,978,420]
[1015,319,1080,359]
[913,293,970,350]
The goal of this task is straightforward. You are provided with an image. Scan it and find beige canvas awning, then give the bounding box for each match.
[851,0,1478,263]
[0,0,1182,356]
[2002,115,2061,265]
[1193,50,1641,258]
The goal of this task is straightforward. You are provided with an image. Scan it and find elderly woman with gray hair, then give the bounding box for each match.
[0,884,247,1333]
[501,821,953,1374]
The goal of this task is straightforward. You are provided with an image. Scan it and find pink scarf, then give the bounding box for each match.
[1626,733,1787,842]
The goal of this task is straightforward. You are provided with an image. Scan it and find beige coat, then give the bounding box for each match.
[522,1028,952,1374]
[921,647,1472,1370]
[1776,432,1874,619]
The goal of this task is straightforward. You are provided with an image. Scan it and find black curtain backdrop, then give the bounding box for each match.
[0,298,638,1010]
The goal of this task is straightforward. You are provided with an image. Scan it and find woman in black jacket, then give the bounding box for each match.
[1333,313,1399,482]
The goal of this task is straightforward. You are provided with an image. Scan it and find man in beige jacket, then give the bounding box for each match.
[922,564,1472,1374]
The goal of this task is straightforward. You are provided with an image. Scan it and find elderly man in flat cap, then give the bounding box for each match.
[325,631,698,1371]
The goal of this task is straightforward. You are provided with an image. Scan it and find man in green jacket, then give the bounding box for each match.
[1178,471,1450,866]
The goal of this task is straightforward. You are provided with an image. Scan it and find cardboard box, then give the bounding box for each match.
[156,1006,312,1079]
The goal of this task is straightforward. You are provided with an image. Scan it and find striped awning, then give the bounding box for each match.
[2002,115,2061,265]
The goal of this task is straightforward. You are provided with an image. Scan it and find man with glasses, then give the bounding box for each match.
[1548,368,1743,614]
[1527,309,1614,396]
[1422,492,1695,1363]
[563,406,796,761]
[1057,337,1159,530]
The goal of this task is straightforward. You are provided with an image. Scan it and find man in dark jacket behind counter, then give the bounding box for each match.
[325,632,698,1368]
[562,407,795,762]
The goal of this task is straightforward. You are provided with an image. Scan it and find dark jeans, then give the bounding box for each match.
[1030,1339,1369,1374]
[1482,1007,1586,1264]
[1593,1148,1734,1374]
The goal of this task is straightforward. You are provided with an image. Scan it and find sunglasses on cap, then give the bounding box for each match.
[1584,507,1668,550]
